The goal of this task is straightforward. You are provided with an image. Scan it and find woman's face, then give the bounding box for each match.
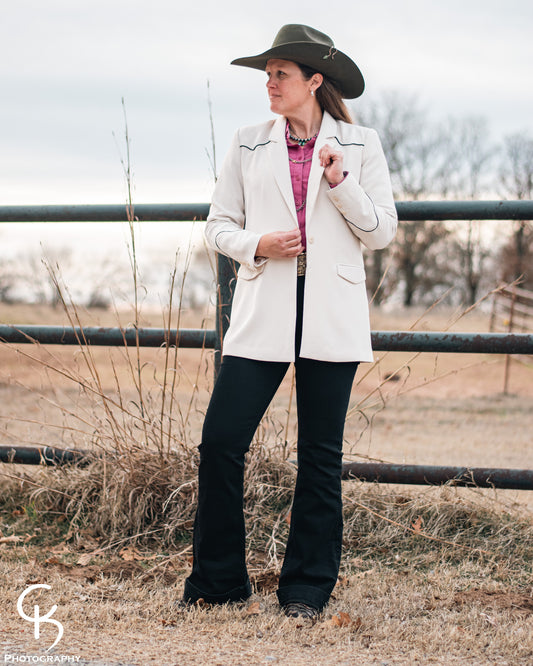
[265,59,316,117]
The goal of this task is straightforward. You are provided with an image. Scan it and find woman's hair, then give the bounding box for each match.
[297,63,353,124]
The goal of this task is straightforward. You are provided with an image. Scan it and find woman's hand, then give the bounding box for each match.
[255,229,303,259]
[318,144,345,185]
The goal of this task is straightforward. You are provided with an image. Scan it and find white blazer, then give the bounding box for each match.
[204,110,397,362]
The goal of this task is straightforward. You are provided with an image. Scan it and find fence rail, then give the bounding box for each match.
[1,325,532,355]
[1,200,532,222]
[2,445,532,490]
[1,200,532,489]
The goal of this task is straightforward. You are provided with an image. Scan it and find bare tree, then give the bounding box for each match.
[355,91,454,306]
[355,93,504,306]
[21,248,73,307]
[444,116,496,304]
[0,259,20,304]
[500,131,533,199]
[498,131,533,289]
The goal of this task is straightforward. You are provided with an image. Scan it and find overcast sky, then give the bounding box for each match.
[2,0,532,205]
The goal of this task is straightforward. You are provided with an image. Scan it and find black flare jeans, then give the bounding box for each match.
[183,276,358,610]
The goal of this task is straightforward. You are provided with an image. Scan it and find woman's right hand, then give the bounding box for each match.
[255,229,303,259]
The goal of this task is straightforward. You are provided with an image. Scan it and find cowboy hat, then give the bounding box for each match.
[231,24,364,99]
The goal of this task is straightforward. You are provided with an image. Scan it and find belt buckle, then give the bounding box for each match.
[297,252,306,276]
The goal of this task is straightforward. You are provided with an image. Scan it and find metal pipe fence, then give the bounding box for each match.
[0,325,531,354]
[0,200,532,488]
[1,200,532,222]
[2,445,532,490]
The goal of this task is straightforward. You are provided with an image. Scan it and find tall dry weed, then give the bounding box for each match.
[1,248,530,565]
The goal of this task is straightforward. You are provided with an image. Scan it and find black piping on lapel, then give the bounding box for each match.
[332,136,364,147]
[240,140,273,151]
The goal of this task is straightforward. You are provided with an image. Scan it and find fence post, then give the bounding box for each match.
[503,285,517,395]
[214,254,238,380]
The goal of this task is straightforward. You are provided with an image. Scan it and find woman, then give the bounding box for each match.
[182,24,397,619]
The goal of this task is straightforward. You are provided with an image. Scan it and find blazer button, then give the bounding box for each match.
[308,237,314,244]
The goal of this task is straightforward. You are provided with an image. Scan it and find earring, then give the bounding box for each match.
[310,90,315,96]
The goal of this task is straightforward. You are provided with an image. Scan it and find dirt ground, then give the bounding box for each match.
[1,302,532,664]
[1,531,532,665]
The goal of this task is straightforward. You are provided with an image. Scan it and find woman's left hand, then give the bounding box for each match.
[318,144,344,185]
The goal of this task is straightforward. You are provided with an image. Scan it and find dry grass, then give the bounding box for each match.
[1,476,532,665]
[1,287,532,664]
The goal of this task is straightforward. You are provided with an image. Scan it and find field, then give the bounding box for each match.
[1,301,532,665]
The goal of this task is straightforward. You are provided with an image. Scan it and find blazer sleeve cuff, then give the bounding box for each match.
[326,172,379,231]
[210,226,266,272]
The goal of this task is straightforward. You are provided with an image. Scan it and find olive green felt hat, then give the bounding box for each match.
[231,24,364,99]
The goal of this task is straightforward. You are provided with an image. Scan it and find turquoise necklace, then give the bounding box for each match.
[288,127,318,146]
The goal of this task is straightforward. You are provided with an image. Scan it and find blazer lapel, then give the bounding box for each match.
[268,116,298,225]
[267,111,339,226]
[306,110,338,223]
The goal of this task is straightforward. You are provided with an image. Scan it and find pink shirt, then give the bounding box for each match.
[286,122,316,250]
[285,121,346,251]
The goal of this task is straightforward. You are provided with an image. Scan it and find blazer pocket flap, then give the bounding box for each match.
[337,263,366,284]
[237,263,265,281]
